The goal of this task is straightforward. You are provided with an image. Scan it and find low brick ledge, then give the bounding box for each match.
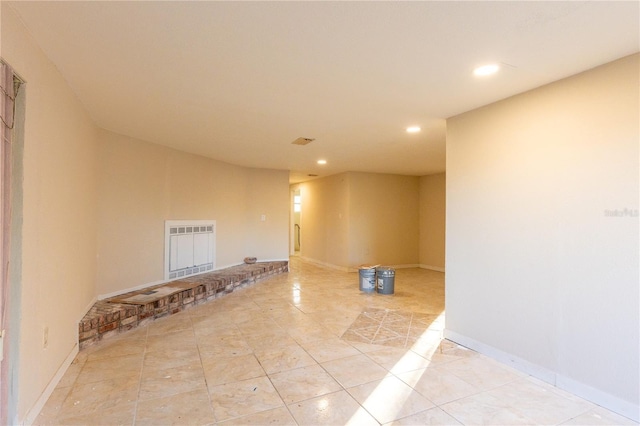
[78,261,289,350]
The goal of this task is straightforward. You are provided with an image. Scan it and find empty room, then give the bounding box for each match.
[0,1,638,425]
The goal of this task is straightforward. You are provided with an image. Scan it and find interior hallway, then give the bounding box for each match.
[34,257,634,425]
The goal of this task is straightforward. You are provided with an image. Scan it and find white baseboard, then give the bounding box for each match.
[22,344,79,426]
[420,264,445,272]
[98,278,168,300]
[215,261,247,270]
[254,258,290,263]
[213,259,290,271]
[390,263,422,269]
[298,256,351,272]
[299,257,426,273]
[98,259,291,300]
[555,375,640,423]
[444,329,640,423]
[78,296,97,324]
[348,264,423,272]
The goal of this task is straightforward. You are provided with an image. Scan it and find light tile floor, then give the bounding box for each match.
[35,257,636,425]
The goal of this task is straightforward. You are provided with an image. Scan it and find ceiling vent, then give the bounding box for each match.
[291,137,315,146]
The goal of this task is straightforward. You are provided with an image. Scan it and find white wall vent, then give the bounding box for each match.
[164,220,216,281]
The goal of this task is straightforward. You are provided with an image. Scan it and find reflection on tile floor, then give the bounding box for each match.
[34,257,636,425]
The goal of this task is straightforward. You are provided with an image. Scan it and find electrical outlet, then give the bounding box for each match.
[43,326,49,349]
[260,214,266,221]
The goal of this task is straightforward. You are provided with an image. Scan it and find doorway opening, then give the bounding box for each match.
[0,60,25,426]
[292,189,301,254]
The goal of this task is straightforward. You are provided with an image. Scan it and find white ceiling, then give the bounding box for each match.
[6,1,639,183]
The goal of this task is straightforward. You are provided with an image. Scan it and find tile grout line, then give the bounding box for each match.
[369,309,387,345]
[262,347,302,425]
[404,312,414,349]
[44,258,615,426]
[131,324,149,426]
[191,311,223,424]
[42,356,86,425]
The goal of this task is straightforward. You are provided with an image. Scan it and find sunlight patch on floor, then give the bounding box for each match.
[347,311,445,423]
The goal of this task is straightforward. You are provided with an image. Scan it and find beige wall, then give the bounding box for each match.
[2,5,99,423]
[3,5,290,420]
[244,168,291,261]
[96,129,289,296]
[419,173,445,270]
[294,172,420,270]
[294,173,350,268]
[446,54,639,419]
[347,172,419,268]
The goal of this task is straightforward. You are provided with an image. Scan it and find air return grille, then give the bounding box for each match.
[164,220,216,280]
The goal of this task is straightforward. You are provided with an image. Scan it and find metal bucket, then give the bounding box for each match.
[376,267,395,295]
[359,267,376,293]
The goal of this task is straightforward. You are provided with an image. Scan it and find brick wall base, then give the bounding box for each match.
[79,261,288,350]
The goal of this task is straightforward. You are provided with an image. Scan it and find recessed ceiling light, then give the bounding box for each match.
[317,159,327,165]
[474,64,500,76]
[406,126,421,133]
